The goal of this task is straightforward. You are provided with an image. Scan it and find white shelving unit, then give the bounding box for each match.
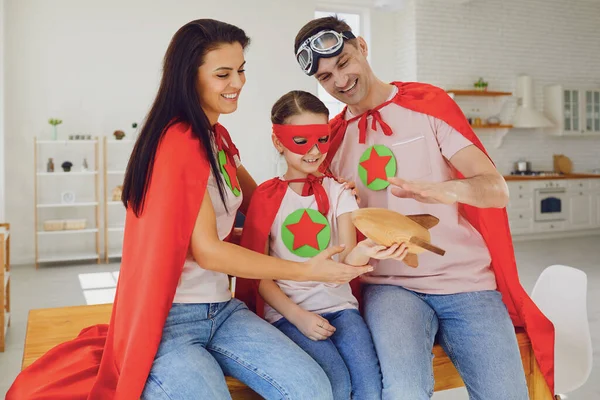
[34,138,101,268]
[103,137,133,263]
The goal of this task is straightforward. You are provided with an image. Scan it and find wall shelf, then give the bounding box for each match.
[37,171,98,176]
[36,252,100,263]
[37,202,98,208]
[36,140,98,144]
[472,126,512,148]
[37,228,99,236]
[471,124,513,129]
[447,90,512,97]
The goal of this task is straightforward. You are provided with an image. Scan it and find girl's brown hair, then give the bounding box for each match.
[271,90,329,124]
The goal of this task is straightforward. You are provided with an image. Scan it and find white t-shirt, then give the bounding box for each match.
[264,177,360,323]
[173,149,242,304]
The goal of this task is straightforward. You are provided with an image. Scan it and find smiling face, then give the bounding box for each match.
[196,42,246,125]
[273,112,329,177]
[313,37,372,107]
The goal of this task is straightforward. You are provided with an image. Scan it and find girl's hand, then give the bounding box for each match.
[357,239,409,261]
[291,310,336,341]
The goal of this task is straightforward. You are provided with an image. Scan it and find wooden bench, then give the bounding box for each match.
[22,303,554,399]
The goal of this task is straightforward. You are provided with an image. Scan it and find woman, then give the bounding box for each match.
[6,19,370,400]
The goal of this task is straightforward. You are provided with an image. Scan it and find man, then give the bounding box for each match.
[293,16,554,399]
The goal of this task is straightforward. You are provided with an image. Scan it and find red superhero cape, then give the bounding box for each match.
[7,121,237,399]
[321,81,555,392]
[235,178,288,317]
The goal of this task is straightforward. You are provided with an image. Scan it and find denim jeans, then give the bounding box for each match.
[363,284,529,400]
[142,298,333,400]
[274,308,383,400]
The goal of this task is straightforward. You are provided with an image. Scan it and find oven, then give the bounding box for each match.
[534,187,567,221]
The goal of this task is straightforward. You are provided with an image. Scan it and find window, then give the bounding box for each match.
[314,9,366,117]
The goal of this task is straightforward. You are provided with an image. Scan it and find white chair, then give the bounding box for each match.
[531,265,593,399]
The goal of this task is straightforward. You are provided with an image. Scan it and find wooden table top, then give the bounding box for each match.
[22,303,112,369]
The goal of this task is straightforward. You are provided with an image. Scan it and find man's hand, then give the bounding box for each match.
[337,177,361,204]
[388,177,459,205]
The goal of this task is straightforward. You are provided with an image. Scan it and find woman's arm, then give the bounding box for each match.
[190,189,373,283]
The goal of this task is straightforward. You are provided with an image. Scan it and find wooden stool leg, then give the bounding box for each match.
[528,347,554,399]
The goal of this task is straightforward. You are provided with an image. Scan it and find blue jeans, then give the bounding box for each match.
[274,308,383,400]
[363,284,529,400]
[142,299,333,400]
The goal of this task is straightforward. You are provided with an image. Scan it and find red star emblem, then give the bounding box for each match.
[285,210,327,250]
[223,159,240,191]
[360,147,392,185]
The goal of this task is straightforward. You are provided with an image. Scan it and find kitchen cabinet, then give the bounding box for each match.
[507,182,535,234]
[584,90,600,133]
[506,179,600,237]
[544,85,600,136]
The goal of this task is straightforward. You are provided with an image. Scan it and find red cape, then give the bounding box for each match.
[323,81,555,392]
[235,177,289,318]
[7,122,213,399]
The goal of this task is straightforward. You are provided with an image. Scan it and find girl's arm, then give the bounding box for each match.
[336,213,409,266]
[259,236,336,341]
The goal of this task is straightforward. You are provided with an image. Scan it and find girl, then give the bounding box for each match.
[240,90,409,400]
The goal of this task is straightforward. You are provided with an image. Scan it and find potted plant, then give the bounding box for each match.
[474,77,488,92]
[48,118,63,140]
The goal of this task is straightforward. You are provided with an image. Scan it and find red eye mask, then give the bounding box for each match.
[272,124,331,155]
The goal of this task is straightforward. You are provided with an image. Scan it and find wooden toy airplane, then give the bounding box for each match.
[351,208,446,268]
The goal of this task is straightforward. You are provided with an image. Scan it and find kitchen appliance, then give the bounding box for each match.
[512,75,554,128]
[510,170,563,177]
[534,183,567,221]
[514,159,532,172]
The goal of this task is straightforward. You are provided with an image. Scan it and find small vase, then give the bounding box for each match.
[52,125,58,140]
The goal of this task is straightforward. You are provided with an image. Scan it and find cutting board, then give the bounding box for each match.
[553,154,573,174]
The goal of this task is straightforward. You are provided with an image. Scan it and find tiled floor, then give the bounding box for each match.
[0,236,598,399]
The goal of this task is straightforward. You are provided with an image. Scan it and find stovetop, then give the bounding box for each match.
[509,171,564,177]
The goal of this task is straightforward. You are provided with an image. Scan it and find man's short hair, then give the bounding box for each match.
[294,16,354,54]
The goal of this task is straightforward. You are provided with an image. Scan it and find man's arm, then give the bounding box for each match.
[389,144,509,208]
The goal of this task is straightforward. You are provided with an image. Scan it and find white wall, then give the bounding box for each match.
[394,0,417,81]
[5,0,396,264]
[0,0,5,222]
[3,0,323,264]
[410,0,600,174]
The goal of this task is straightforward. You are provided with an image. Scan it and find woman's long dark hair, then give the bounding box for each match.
[122,19,250,216]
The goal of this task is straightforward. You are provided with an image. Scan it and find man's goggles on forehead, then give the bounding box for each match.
[273,124,331,155]
[296,30,356,76]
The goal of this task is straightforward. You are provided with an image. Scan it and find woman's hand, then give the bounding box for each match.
[356,239,409,261]
[303,246,373,284]
[290,310,336,341]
